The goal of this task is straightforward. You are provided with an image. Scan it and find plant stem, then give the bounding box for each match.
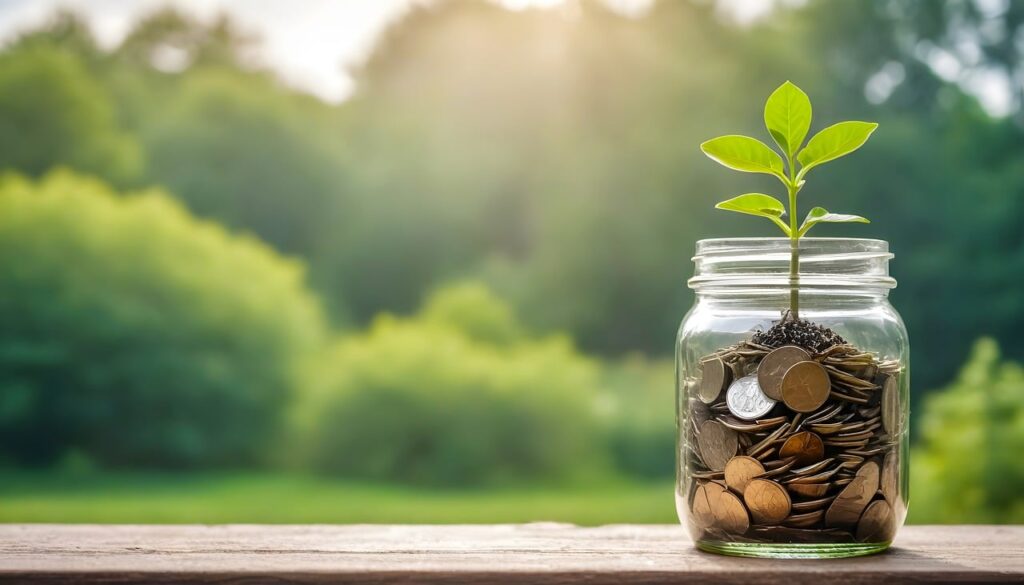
[787,156,800,319]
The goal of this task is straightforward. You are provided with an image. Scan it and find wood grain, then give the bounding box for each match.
[0,524,1022,584]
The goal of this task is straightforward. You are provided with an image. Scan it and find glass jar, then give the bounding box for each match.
[675,238,908,559]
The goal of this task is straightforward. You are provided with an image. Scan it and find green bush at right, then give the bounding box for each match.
[911,338,1024,523]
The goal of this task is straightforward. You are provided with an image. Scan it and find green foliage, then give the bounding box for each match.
[796,121,879,178]
[714,193,790,235]
[764,81,811,158]
[699,135,786,179]
[141,70,348,257]
[0,45,140,183]
[702,81,875,239]
[601,357,676,479]
[0,171,325,468]
[910,339,1024,523]
[420,281,525,346]
[798,207,869,236]
[295,283,603,486]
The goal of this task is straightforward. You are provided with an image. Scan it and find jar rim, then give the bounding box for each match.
[689,237,896,292]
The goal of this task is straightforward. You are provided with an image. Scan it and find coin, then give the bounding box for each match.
[744,479,791,525]
[779,431,825,465]
[790,495,836,512]
[781,361,831,413]
[726,375,776,421]
[758,346,811,400]
[697,420,738,471]
[724,456,765,495]
[825,461,879,528]
[783,509,824,528]
[699,357,729,404]
[856,499,896,542]
[882,374,900,435]
[691,483,717,529]
[715,489,750,534]
[881,451,898,504]
[787,483,829,498]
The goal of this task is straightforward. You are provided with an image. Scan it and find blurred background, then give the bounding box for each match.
[0,0,1021,525]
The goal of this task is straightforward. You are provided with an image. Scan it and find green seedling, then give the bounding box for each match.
[700,81,877,318]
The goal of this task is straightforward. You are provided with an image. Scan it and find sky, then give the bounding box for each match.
[0,0,780,102]
[0,0,1011,114]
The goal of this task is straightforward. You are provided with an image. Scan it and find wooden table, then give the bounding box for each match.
[1,524,1022,583]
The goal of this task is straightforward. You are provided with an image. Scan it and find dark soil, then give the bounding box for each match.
[752,312,847,353]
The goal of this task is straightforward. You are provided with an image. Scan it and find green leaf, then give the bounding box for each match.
[700,135,785,178]
[796,121,878,176]
[798,206,869,236]
[764,81,812,158]
[715,193,791,236]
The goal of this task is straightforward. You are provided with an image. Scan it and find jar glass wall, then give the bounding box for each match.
[675,238,909,559]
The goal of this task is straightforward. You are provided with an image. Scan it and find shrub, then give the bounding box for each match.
[601,356,676,479]
[419,281,525,346]
[296,284,602,486]
[910,338,1024,523]
[0,171,325,468]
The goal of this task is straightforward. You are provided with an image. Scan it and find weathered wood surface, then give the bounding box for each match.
[1,524,1022,584]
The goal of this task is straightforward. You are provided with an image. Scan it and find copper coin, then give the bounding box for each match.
[881,450,898,505]
[856,499,896,542]
[778,431,825,465]
[724,456,765,495]
[699,357,729,404]
[787,483,829,498]
[714,489,750,534]
[781,361,831,413]
[758,346,811,400]
[790,494,836,512]
[825,461,880,527]
[697,420,738,472]
[882,374,900,435]
[783,509,824,528]
[743,479,791,525]
[691,482,717,529]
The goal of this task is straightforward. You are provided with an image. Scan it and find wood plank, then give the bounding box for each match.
[0,524,1021,584]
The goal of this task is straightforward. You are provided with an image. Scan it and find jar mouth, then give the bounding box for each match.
[689,237,896,292]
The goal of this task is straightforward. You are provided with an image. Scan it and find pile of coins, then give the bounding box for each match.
[685,339,903,544]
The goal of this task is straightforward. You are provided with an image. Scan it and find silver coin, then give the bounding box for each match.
[726,375,777,420]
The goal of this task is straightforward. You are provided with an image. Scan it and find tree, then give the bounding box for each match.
[0,171,325,468]
[0,45,141,184]
[141,69,349,259]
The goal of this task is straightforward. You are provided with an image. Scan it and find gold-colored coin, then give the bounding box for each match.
[699,357,729,404]
[758,346,811,401]
[781,361,831,413]
[825,461,879,528]
[743,479,791,525]
[856,499,896,542]
[697,420,738,472]
[724,456,765,495]
[778,431,825,465]
[714,489,750,534]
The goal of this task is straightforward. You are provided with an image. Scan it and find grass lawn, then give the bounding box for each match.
[0,470,677,525]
